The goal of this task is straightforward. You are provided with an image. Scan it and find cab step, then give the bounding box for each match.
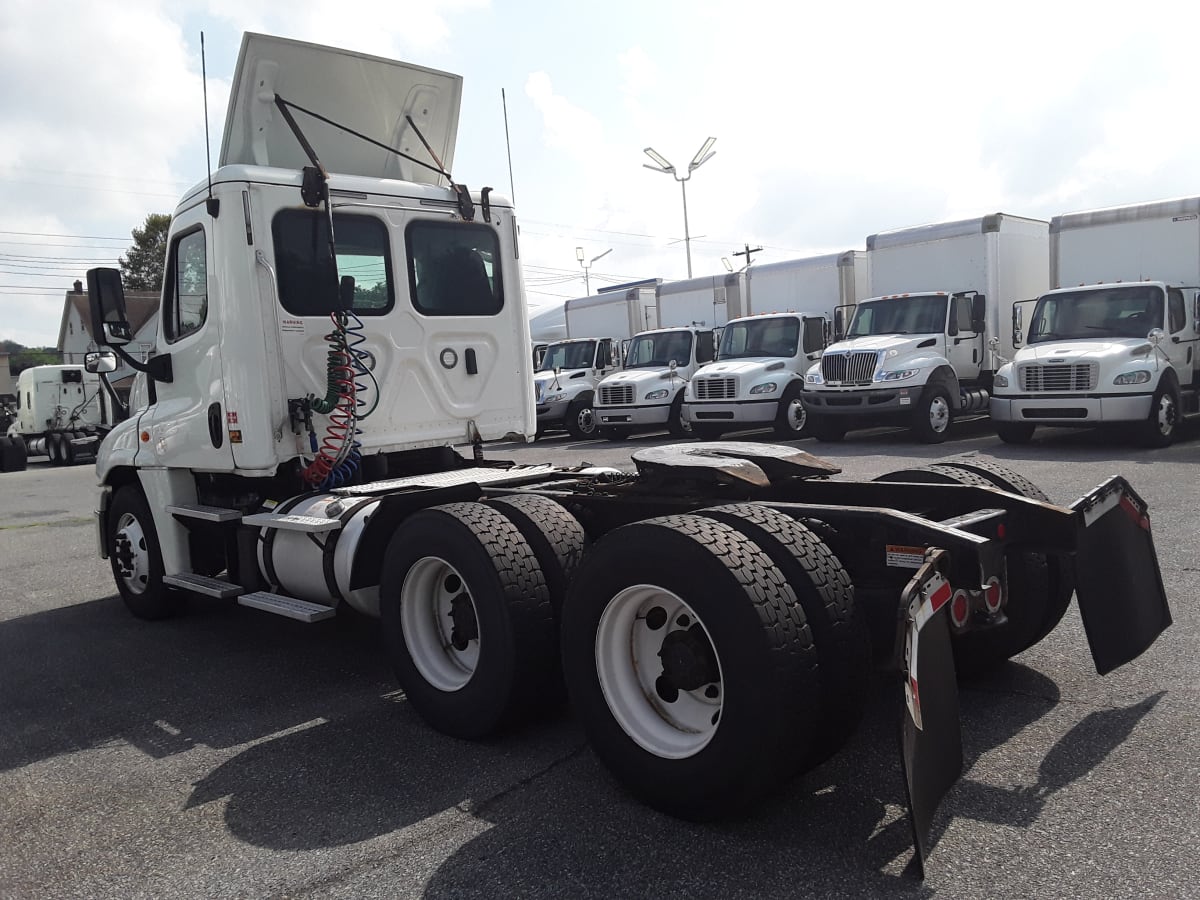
[166,504,244,523]
[238,591,336,623]
[241,512,343,533]
[163,573,244,599]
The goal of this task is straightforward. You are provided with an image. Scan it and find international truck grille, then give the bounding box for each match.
[821,351,878,385]
[599,384,635,405]
[1019,362,1097,392]
[694,377,737,400]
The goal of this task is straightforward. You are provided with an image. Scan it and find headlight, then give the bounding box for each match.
[749,382,778,395]
[805,372,823,385]
[645,388,670,400]
[545,391,569,403]
[876,368,920,382]
[993,373,1009,388]
[1113,370,1151,385]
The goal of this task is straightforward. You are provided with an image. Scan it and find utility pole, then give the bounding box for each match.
[733,244,762,268]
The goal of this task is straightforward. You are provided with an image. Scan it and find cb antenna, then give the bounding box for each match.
[201,32,218,217]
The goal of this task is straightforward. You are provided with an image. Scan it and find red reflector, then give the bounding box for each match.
[950,592,969,627]
[984,580,1003,612]
[930,581,952,611]
[996,523,1006,540]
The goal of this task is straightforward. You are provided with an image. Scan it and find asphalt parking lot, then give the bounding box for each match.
[1,418,1197,898]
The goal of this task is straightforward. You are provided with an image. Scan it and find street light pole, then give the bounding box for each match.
[576,246,612,295]
[643,137,716,278]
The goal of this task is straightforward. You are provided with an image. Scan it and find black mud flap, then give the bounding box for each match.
[1071,477,1172,675]
[897,549,963,879]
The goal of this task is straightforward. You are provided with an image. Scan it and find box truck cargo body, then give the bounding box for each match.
[655,273,746,330]
[804,215,1048,442]
[991,196,1200,445]
[683,251,866,439]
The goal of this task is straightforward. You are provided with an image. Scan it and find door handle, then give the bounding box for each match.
[208,402,224,449]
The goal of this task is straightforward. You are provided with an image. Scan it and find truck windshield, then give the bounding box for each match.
[624,331,693,368]
[1028,285,1164,343]
[718,318,799,359]
[847,294,948,336]
[538,341,596,371]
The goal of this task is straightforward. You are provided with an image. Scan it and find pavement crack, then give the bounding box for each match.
[463,741,590,820]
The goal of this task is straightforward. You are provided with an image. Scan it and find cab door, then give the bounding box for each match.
[945,293,983,381]
[142,208,235,470]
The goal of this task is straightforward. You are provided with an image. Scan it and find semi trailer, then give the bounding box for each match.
[82,32,1170,876]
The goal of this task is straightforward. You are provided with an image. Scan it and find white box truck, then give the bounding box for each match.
[683,251,867,440]
[1,364,121,471]
[531,285,656,439]
[77,33,1170,875]
[803,214,1049,443]
[591,274,734,439]
[991,196,1200,446]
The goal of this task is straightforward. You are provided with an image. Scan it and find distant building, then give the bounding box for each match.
[57,281,159,387]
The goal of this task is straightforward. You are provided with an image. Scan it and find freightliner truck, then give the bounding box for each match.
[81,33,1170,876]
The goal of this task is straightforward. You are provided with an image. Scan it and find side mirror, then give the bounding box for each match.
[669,359,678,372]
[84,350,118,374]
[1012,305,1024,347]
[801,316,826,354]
[971,294,987,333]
[86,268,134,347]
[1148,328,1165,347]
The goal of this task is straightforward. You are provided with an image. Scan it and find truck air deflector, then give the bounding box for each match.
[221,33,462,184]
[1070,477,1172,675]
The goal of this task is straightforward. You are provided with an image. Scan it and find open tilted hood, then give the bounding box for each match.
[220,32,462,184]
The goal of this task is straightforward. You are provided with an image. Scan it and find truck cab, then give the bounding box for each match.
[532,337,619,439]
[991,281,1200,445]
[593,325,717,439]
[803,290,988,442]
[683,311,826,440]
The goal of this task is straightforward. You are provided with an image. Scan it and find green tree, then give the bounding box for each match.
[119,213,171,291]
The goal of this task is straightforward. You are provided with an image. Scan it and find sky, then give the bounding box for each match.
[3,0,1200,346]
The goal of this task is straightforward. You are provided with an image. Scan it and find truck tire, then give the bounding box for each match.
[565,396,598,439]
[1140,379,1180,448]
[561,514,821,820]
[873,464,1074,676]
[695,504,870,767]
[773,383,808,439]
[379,502,558,739]
[1,437,28,472]
[108,485,181,620]
[47,432,62,467]
[61,432,77,466]
[598,426,630,441]
[810,418,848,442]
[995,422,1035,444]
[910,383,952,443]
[484,494,586,619]
[667,392,691,437]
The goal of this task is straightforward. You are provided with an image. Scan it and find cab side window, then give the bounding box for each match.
[164,229,208,343]
[407,221,503,316]
[1168,288,1186,334]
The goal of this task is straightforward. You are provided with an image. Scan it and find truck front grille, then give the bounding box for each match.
[694,377,737,400]
[821,351,878,385]
[599,384,635,405]
[1019,363,1097,392]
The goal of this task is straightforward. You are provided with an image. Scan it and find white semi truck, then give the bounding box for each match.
[683,251,868,440]
[80,32,1170,876]
[991,196,1200,446]
[532,286,655,439]
[803,214,1049,443]
[1,364,121,471]
[592,274,730,439]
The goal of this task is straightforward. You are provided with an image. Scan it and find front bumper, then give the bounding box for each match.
[990,392,1153,425]
[683,398,778,425]
[596,403,671,427]
[803,386,919,418]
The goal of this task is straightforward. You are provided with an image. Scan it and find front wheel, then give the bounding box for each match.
[995,421,1035,444]
[565,397,598,439]
[561,514,821,819]
[1140,380,1180,448]
[667,392,691,437]
[773,384,808,439]
[910,383,952,443]
[690,423,725,441]
[810,418,847,442]
[108,486,179,620]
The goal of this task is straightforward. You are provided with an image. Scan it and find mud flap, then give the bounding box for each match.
[897,549,963,879]
[1071,477,1172,675]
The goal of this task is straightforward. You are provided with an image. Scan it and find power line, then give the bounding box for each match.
[0,229,129,240]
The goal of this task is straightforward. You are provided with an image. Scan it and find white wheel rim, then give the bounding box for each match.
[928,395,950,432]
[1156,394,1176,435]
[595,585,724,759]
[401,556,479,691]
[786,398,806,432]
[114,512,151,595]
[577,407,595,434]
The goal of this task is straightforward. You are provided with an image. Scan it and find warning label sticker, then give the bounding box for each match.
[886,544,926,569]
[281,318,305,333]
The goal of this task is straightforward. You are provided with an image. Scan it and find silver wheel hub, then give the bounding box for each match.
[1156,394,1176,435]
[401,556,480,691]
[928,395,950,432]
[113,512,151,595]
[577,407,595,434]
[595,585,723,759]
[786,397,806,432]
